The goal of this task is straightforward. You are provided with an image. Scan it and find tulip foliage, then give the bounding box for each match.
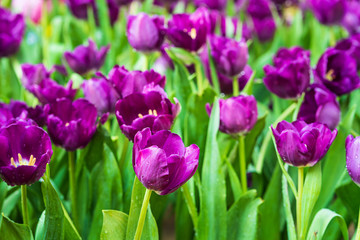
[1,0,360,240]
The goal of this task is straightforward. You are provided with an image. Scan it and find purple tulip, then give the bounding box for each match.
[113,0,132,6]
[64,39,109,76]
[271,120,337,167]
[346,135,360,185]
[209,35,248,77]
[21,64,77,104]
[107,65,166,99]
[247,0,276,42]
[127,13,165,52]
[65,0,119,25]
[0,122,52,186]
[263,47,310,99]
[335,35,360,68]
[115,91,180,141]
[206,95,258,136]
[45,98,98,151]
[342,1,360,35]
[0,101,45,127]
[0,7,25,58]
[194,0,227,11]
[297,84,340,130]
[166,7,211,52]
[308,0,346,25]
[314,47,360,96]
[82,76,120,118]
[133,128,199,195]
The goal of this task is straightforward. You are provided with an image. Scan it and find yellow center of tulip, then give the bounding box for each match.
[325,69,335,81]
[65,122,70,127]
[10,153,37,168]
[138,109,158,118]
[189,28,197,39]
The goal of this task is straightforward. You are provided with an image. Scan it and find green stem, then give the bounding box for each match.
[297,167,304,240]
[194,58,204,95]
[356,207,360,240]
[255,102,297,172]
[68,151,79,230]
[233,76,239,96]
[21,185,29,225]
[134,189,152,240]
[239,135,247,192]
[181,182,198,229]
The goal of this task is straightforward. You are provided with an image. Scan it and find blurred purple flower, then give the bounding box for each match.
[210,35,248,77]
[0,7,25,58]
[346,135,360,185]
[272,120,337,167]
[206,95,258,136]
[194,0,227,11]
[308,0,346,25]
[45,98,98,151]
[107,65,166,98]
[64,39,109,76]
[166,7,211,52]
[0,101,45,127]
[133,128,199,195]
[115,91,180,141]
[335,35,360,68]
[21,64,77,104]
[264,46,310,99]
[314,47,360,95]
[0,121,52,186]
[297,84,340,130]
[247,0,276,42]
[127,13,165,51]
[82,76,120,117]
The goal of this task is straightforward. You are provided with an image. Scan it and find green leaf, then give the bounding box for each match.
[101,210,128,240]
[125,177,159,240]
[245,114,267,163]
[257,166,282,240]
[335,176,360,220]
[282,166,297,240]
[35,211,46,240]
[227,190,262,240]
[198,97,227,240]
[0,214,33,240]
[301,164,322,238]
[306,209,348,240]
[0,181,8,211]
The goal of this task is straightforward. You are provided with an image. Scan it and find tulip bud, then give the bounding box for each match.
[133,128,199,195]
[346,135,360,185]
[309,0,346,25]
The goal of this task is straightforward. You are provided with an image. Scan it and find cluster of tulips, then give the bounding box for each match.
[1,0,360,239]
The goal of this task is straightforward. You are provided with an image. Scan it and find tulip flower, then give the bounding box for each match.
[127,13,165,51]
[0,121,53,186]
[209,35,248,77]
[206,95,258,136]
[194,0,227,11]
[247,0,276,42]
[64,39,109,76]
[342,1,360,35]
[263,47,310,99]
[271,120,337,167]
[346,135,360,185]
[11,0,49,24]
[107,65,166,98]
[314,48,360,95]
[166,7,211,52]
[335,35,360,68]
[297,84,340,130]
[115,91,180,141]
[133,128,199,195]
[82,76,120,119]
[45,98,98,151]
[0,101,45,127]
[308,0,346,25]
[0,7,25,58]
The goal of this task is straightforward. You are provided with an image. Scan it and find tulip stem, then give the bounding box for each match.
[21,185,29,225]
[233,76,239,96]
[194,57,204,94]
[356,207,360,240]
[297,167,304,240]
[68,151,79,230]
[239,135,247,192]
[256,102,297,173]
[134,189,152,240]
[181,182,198,229]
